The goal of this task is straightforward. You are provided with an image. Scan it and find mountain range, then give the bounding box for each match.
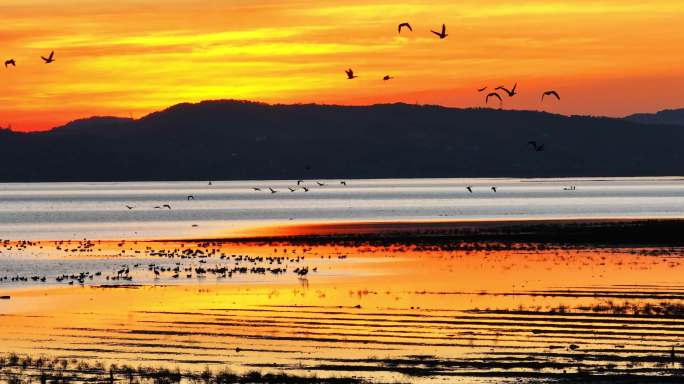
[1,100,682,182]
[625,109,684,126]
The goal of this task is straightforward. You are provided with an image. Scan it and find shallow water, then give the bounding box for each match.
[1,177,684,240]
[2,242,684,383]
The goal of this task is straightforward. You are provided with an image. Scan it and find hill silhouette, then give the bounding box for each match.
[625,108,684,126]
[1,100,682,182]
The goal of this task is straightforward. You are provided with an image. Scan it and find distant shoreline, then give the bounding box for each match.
[177,218,684,247]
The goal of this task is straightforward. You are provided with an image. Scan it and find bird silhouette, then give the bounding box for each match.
[162,204,172,209]
[528,141,544,152]
[383,75,393,81]
[340,181,347,186]
[253,187,262,191]
[466,186,473,193]
[316,181,325,186]
[41,51,55,64]
[496,83,517,97]
[491,187,497,192]
[431,24,448,39]
[477,86,487,92]
[4,59,15,68]
[345,68,357,79]
[125,205,135,210]
[269,188,278,194]
[398,22,413,34]
[486,92,502,106]
[542,90,560,102]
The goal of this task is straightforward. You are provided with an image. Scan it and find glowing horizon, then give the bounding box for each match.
[1,0,683,131]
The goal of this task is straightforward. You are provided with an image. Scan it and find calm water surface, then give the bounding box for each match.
[0,177,683,240]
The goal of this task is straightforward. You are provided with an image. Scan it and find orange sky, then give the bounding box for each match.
[1,0,684,131]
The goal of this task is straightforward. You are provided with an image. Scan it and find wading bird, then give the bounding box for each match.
[431,24,447,39]
[41,51,55,64]
[398,22,412,34]
[542,90,560,102]
[345,68,357,79]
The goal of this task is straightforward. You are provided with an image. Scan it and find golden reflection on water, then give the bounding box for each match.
[2,241,684,382]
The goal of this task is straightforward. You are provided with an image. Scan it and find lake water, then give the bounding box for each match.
[3,177,684,383]
[0,176,683,240]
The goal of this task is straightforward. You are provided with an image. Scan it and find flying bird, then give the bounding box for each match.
[383,75,393,81]
[345,68,357,79]
[486,92,502,106]
[491,187,497,192]
[162,204,172,209]
[316,181,325,186]
[4,59,15,68]
[542,90,560,102]
[477,86,487,92]
[431,24,448,39]
[340,181,347,186]
[253,187,262,191]
[41,51,55,64]
[528,141,544,152]
[496,83,517,97]
[125,205,135,210]
[466,186,473,193]
[398,22,413,34]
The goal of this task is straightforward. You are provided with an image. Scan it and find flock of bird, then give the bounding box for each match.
[120,180,347,211]
[5,27,559,108]
[253,180,347,194]
[0,239,327,287]
[344,23,561,109]
[120,172,582,211]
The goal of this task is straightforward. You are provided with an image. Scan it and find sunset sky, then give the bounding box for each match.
[1,0,683,131]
